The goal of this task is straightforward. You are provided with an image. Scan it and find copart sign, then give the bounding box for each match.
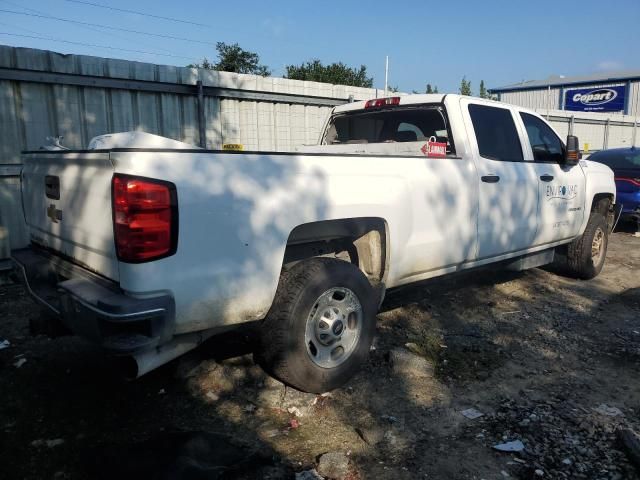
[564,85,626,112]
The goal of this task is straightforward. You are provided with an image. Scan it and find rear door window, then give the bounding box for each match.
[468,104,524,162]
[324,106,455,154]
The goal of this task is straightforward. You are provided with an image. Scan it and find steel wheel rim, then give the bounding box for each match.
[304,287,363,369]
[591,227,605,264]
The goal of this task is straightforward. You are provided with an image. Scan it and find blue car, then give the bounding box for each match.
[588,147,640,221]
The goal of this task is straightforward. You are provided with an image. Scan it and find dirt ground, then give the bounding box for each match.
[1,224,639,480]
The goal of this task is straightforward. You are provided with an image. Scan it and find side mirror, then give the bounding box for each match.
[565,135,581,163]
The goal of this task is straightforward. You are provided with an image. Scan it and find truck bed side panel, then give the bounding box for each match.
[111,150,477,334]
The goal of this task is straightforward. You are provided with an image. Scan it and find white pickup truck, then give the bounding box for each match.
[13,94,617,392]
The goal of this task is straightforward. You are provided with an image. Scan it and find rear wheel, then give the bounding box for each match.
[565,212,609,279]
[255,258,377,393]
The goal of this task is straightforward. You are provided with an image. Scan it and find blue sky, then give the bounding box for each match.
[0,0,638,93]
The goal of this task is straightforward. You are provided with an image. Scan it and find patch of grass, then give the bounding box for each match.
[407,325,506,382]
[407,327,444,365]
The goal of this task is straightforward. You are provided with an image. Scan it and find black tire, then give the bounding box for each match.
[565,212,609,280]
[255,258,377,393]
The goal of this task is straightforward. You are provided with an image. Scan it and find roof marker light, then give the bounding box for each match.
[364,97,401,109]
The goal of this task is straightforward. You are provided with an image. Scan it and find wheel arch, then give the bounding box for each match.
[282,217,390,286]
[590,193,614,214]
[578,191,615,236]
[591,193,616,231]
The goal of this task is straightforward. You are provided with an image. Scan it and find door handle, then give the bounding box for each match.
[540,174,554,182]
[481,175,500,183]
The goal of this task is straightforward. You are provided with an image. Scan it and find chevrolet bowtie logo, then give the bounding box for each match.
[47,204,62,223]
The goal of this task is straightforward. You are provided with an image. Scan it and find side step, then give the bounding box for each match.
[506,249,555,272]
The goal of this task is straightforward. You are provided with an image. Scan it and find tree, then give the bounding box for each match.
[285,60,373,88]
[388,85,399,93]
[459,76,472,96]
[188,42,270,76]
[479,80,491,99]
[479,80,497,100]
[189,58,214,70]
[426,83,439,94]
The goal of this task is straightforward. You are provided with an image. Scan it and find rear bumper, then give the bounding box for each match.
[11,246,174,354]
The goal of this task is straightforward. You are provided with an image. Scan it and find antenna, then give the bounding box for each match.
[633,87,639,148]
[384,56,389,97]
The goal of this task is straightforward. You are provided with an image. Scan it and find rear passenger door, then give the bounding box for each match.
[518,112,586,245]
[462,100,539,259]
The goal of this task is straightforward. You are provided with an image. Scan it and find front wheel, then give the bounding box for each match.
[255,258,377,393]
[565,212,609,279]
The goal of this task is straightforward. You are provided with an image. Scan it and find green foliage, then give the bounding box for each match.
[388,85,399,93]
[188,58,214,70]
[426,83,439,94]
[479,80,497,100]
[459,76,472,96]
[285,60,373,88]
[188,42,270,76]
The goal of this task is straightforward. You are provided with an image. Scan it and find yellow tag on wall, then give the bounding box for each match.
[223,143,244,151]
[583,143,589,154]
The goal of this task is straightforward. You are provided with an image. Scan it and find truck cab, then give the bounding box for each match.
[305,94,608,264]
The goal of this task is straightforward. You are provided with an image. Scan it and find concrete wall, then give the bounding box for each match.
[0,45,384,257]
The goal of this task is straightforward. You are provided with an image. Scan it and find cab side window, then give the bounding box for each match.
[468,104,523,162]
[520,112,564,163]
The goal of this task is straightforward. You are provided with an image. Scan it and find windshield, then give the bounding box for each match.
[589,150,640,169]
[323,105,454,154]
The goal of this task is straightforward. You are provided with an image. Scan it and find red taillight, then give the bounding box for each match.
[112,174,177,263]
[364,96,401,109]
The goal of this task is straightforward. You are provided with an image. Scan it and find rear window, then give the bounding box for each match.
[323,106,454,154]
[468,104,524,162]
[589,150,640,169]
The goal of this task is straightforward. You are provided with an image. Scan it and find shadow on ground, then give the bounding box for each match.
[1,232,640,479]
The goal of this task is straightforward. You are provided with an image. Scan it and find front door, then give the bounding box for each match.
[462,100,539,259]
[518,112,586,245]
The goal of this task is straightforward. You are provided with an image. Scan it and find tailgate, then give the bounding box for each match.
[21,151,119,281]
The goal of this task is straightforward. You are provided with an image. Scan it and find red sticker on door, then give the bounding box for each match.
[421,137,447,158]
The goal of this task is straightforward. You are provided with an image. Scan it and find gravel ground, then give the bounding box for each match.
[1,224,639,480]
